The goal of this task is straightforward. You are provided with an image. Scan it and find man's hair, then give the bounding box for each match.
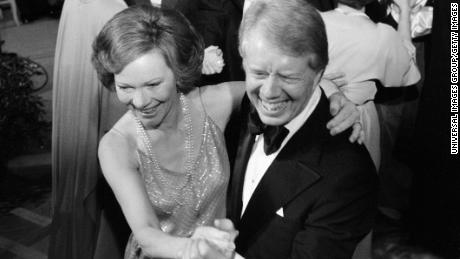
[92,5,204,92]
[337,0,376,10]
[239,0,328,72]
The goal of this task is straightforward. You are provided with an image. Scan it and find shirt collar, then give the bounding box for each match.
[284,86,321,135]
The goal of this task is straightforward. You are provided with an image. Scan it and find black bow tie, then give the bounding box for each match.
[248,106,289,155]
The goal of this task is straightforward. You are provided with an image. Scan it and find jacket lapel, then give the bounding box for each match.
[161,0,178,9]
[228,96,255,224]
[237,159,321,249]
[236,92,331,248]
[230,0,244,11]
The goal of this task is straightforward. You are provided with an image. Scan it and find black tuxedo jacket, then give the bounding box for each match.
[228,93,378,259]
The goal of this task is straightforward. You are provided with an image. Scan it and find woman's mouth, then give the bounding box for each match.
[138,104,160,117]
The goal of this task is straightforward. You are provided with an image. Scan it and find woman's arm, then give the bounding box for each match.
[99,129,234,258]
[200,80,364,143]
[393,0,414,42]
[199,81,246,131]
[98,130,189,258]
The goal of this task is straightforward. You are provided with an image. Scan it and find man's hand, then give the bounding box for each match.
[178,238,234,259]
[213,219,238,241]
[326,91,364,144]
[191,225,235,253]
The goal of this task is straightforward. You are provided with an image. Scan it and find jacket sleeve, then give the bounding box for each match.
[290,147,378,259]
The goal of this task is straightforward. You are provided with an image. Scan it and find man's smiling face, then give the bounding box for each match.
[242,27,322,126]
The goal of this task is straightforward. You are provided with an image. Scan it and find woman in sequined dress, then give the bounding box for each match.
[92,5,244,259]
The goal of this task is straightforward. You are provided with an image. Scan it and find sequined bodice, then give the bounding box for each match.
[136,114,229,237]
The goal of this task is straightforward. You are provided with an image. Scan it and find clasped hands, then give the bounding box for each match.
[177,219,238,259]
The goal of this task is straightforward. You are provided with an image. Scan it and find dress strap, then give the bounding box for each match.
[197,87,210,117]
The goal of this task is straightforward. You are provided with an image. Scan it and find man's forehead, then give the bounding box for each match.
[242,37,313,64]
[242,26,312,57]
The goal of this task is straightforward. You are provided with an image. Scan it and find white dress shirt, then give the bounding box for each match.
[241,87,322,216]
[150,0,161,6]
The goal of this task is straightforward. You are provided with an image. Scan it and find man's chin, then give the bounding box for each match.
[258,114,289,126]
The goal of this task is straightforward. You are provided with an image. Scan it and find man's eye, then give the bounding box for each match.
[147,82,160,87]
[253,71,268,78]
[280,76,300,83]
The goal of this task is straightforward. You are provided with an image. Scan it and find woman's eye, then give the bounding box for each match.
[117,85,133,91]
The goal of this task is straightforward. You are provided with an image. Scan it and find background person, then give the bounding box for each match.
[49,0,128,258]
[320,0,421,170]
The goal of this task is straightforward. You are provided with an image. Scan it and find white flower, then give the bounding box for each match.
[202,45,225,75]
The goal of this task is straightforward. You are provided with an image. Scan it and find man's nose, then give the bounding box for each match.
[131,88,149,109]
[260,75,281,98]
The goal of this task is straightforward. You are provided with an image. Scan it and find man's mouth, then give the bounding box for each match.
[260,99,288,112]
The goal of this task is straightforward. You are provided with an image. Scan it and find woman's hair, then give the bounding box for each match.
[239,0,328,73]
[337,0,376,10]
[92,5,204,92]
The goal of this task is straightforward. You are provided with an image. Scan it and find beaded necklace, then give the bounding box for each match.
[133,93,194,181]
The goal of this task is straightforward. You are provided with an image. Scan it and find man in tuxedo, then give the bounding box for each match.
[225,1,378,258]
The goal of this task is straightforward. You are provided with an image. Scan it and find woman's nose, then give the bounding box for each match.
[260,75,281,98]
[131,89,149,109]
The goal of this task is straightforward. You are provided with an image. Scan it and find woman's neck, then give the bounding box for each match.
[156,93,183,132]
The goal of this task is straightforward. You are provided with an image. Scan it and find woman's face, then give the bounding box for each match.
[114,50,178,129]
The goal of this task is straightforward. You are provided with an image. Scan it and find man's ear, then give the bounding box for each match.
[313,69,324,87]
[241,58,247,71]
[238,40,246,60]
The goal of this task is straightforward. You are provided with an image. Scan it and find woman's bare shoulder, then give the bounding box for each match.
[191,82,245,131]
[99,112,138,173]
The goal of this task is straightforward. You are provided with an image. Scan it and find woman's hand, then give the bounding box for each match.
[191,224,236,255]
[202,45,225,75]
[180,219,238,259]
[178,238,234,259]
